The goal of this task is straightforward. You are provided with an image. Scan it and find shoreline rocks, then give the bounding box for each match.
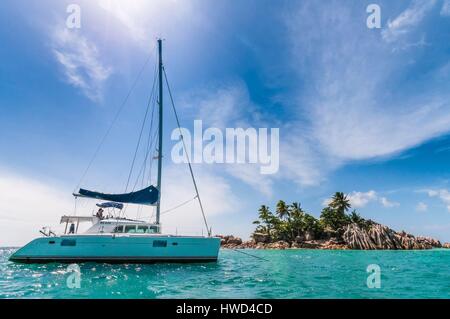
[343,224,442,250]
[218,224,447,250]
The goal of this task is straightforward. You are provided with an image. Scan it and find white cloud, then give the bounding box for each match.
[441,0,450,16]
[156,165,240,235]
[391,34,430,52]
[416,201,428,212]
[322,190,399,209]
[97,0,148,46]
[225,164,273,197]
[178,81,328,192]
[380,196,400,208]
[279,133,332,187]
[426,189,450,211]
[177,82,278,194]
[52,28,112,102]
[97,0,204,49]
[382,0,437,43]
[347,190,378,208]
[0,171,74,246]
[282,1,450,187]
[176,1,450,192]
[181,82,260,129]
[312,97,450,161]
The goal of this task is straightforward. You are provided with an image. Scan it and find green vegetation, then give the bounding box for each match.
[252,192,373,242]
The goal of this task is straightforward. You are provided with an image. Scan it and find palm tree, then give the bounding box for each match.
[304,213,322,236]
[254,205,275,235]
[289,202,304,220]
[289,202,305,237]
[329,192,351,214]
[320,192,352,235]
[349,210,363,224]
[276,200,289,220]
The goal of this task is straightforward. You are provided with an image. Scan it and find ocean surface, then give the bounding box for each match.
[0,247,449,298]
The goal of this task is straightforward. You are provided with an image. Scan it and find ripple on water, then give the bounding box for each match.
[0,248,449,298]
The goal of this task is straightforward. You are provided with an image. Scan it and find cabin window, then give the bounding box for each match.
[136,226,148,233]
[113,226,124,233]
[124,225,137,233]
[149,226,159,234]
[61,239,76,246]
[153,240,167,247]
[49,240,55,244]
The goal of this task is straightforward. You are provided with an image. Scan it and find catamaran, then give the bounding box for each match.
[10,40,221,263]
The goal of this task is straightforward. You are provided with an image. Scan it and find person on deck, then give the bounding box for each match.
[96,208,104,220]
[68,223,75,234]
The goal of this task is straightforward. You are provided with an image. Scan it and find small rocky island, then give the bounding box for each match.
[219,192,450,250]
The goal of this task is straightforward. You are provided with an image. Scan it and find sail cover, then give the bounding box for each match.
[76,186,159,205]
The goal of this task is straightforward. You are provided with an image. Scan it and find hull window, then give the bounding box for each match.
[153,240,167,247]
[61,239,77,246]
[136,226,148,233]
[125,225,137,233]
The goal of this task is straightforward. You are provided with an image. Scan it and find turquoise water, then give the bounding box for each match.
[1,247,449,298]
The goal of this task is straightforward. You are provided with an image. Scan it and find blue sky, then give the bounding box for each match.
[1,0,450,245]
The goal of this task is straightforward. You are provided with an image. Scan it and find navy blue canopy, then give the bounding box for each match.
[96,202,124,210]
[75,185,159,206]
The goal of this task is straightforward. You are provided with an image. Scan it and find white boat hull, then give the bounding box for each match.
[10,235,221,263]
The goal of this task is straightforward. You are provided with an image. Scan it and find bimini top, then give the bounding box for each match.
[96,202,124,210]
[74,185,159,206]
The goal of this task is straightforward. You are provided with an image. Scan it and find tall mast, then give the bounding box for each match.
[156,39,163,225]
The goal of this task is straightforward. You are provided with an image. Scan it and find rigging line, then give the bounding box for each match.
[119,55,158,219]
[126,127,159,218]
[146,71,160,188]
[160,196,198,215]
[132,60,158,193]
[131,125,158,193]
[74,46,156,193]
[124,73,155,193]
[229,248,269,262]
[137,111,157,220]
[163,66,211,237]
[146,85,159,185]
[140,105,155,187]
[150,206,156,220]
[124,61,159,219]
[137,128,158,189]
[144,129,157,186]
[140,72,158,188]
